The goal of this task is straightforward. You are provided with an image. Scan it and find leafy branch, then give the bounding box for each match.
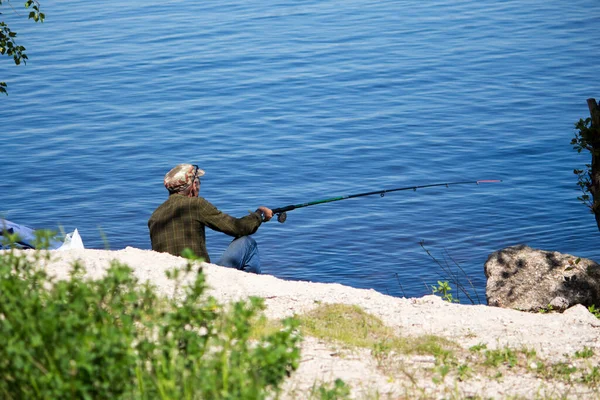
[571,117,596,210]
[571,99,600,232]
[0,0,44,95]
[25,0,45,23]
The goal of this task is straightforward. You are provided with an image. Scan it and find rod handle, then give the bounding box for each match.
[272,205,295,214]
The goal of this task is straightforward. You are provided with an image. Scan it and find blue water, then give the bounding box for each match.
[2,0,600,301]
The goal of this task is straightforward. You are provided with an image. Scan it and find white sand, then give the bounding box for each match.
[28,247,600,398]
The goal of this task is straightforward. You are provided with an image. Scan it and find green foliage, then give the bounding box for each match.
[483,347,518,368]
[456,364,472,381]
[571,117,599,211]
[25,0,45,23]
[538,304,554,314]
[420,241,482,304]
[588,304,600,319]
[0,22,26,64]
[572,118,596,154]
[550,362,578,379]
[574,347,594,359]
[0,240,301,399]
[0,0,44,94]
[581,366,600,385]
[469,343,487,353]
[431,280,457,303]
[311,379,351,400]
[432,364,451,384]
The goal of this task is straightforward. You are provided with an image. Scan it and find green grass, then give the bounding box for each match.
[296,303,456,359]
[292,303,600,397]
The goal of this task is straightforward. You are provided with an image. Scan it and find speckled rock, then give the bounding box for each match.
[484,245,600,311]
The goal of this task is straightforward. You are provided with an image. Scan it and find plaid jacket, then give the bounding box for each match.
[148,194,262,261]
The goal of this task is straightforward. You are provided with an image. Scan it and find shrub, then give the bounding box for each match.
[0,239,300,399]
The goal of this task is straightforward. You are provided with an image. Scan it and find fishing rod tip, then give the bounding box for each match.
[476,179,502,183]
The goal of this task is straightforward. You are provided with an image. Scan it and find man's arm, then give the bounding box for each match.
[197,198,264,237]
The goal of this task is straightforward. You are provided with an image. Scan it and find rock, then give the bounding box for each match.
[563,304,600,326]
[484,245,600,312]
[549,296,569,310]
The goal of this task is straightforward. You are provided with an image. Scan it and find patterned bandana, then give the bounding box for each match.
[163,164,205,193]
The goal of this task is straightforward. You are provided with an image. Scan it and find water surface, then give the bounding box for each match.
[2,0,600,299]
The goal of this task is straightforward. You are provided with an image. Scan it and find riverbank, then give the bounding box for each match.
[38,247,600,399]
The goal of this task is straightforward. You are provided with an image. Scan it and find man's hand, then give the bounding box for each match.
[256,206,273,222]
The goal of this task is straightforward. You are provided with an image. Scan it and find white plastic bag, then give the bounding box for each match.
[57,229,85,251]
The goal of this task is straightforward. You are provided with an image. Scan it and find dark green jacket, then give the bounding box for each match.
[148,194,262,261]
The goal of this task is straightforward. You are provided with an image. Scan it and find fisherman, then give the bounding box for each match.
[148,164,273,274]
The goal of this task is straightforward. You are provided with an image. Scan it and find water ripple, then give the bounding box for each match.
[2,0,599,298]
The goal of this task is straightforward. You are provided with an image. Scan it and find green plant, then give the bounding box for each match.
[457,364,472,381]
[483,347,518,368]
[311,379,351,400]
[572,117,597,209]
[0,237,301,399]
[574,347,595,359]
[469,343,487,353]
[588,304,600,319]
[432,281,457,303]
[432,364,451,384]
[551,362,578,380]
[372,339,393,368]
[0,0,45,94]
[581,366,600,386]
[420,241,482,304]
[571,99,600,231]
[538,304,554,314]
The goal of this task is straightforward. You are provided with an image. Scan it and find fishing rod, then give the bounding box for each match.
[271,179,501,223]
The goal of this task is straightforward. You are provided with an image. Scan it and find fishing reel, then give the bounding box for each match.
[276,212,287,223]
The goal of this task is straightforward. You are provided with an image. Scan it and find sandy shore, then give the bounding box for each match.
[30,247,600,399]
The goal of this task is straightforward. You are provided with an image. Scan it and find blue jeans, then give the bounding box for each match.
[217,236,261,274]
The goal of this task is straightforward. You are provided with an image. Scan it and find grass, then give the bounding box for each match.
[419,241,482,305]
[467,342,600,389]
[278,302,600,399]
[296,303,456,360]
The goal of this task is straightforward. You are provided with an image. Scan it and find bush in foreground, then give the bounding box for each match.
[0,243,301,399]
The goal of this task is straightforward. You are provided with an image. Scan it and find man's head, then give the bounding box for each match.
[164,164,205,196]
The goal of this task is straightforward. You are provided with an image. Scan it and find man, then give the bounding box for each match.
[148,164,273,273]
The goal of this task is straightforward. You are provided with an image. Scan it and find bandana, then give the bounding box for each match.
[163,164,205,193]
